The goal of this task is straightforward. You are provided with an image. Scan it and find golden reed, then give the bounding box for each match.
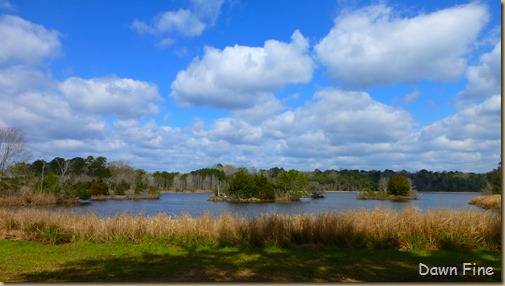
[0,207,500,250]
[468,195,501,210]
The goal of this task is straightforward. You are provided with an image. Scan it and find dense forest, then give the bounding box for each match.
[0,155,501,201]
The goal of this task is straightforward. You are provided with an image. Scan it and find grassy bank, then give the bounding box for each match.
[0,207,500,250]
[468,195,501,210]
[0,240,500,282]
[0,193,79,206]
[0,193,160,207]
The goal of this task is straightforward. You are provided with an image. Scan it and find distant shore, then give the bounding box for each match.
[160,189,213,194]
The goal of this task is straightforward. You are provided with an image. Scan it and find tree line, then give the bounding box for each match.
[0,127,501,202]
[0,156,500,200]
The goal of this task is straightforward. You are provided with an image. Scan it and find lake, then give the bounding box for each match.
[51,191,483,218]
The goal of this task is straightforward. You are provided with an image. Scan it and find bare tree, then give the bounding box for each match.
[0,127,29,193]
[0,127,29,174]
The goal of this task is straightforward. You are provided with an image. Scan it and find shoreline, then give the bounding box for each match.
[160,190,213,194]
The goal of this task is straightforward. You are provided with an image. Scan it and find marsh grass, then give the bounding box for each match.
[468,195,501,210]
[0,207,500,250]
[0,193,79,206]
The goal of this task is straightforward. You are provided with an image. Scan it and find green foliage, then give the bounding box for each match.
[254,174,275,200]
[152,171,177,189]
[48,157,66,175]
[387,175,411,196]
[87,156,111,179]
[39,173,60,195]
[486,162,501,194]
[275,169,309,200]
[134,169,147,194]
[69,157,87,175]
[226,168,257,198]
[113,180,130,196]
[90,181,109,196]
[72,181,92,199]
[190,168,226,181]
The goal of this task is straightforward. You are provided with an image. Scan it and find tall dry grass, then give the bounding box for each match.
[468,195,501,210]
[0,207,500,250]
[0,193,65,206]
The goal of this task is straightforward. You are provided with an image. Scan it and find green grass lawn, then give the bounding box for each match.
[0,240,501,282]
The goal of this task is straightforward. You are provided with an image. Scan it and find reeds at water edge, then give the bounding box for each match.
[0,207,500,250]
[468,195,501,211]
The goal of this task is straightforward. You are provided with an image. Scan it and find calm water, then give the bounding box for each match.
[51,192,483,218]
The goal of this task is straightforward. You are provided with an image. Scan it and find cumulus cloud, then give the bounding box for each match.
[0,14,61,65]
[189,88,414,170]
[456,41,501,108]
[408,95,501,171]
[201,118,263,145]
[131,9,205,37]
[0,15,168,163]
[131,0,224,43]
[263,88,413,145]
[0,9,499,174]
[170,30,313,109]
[0,65,57,97]
[315,3,489,87]
[59,77,163,119]
[420,95,500,144]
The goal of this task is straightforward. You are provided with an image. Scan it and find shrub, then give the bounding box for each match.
[226,168,257,198]
[114,180,130,196]
[387,174,410,196]
[254,174,275,200]
[72,181,92,199]
[90,181,109,196]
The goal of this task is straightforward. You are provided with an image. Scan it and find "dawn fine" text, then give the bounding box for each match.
[419,263,494,276]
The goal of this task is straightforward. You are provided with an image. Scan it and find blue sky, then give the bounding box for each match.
[0,0,501,173]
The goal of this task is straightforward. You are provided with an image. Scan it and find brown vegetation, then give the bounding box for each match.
[0,193,78,206]
[468,195,501,210]
[0,207,500,250]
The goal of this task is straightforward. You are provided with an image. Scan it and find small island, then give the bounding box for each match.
[357,174,419,201]
[208,168,310,202]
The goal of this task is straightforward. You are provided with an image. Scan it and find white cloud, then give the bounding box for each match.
[263,88,413,145]
[131,0,224,41]
[0,14,61,65]
[420,95,500,144]
[132,9,205,37]
[158,9,205,37]
[187,88,414,170]
[0,10,499,174]
[59,77,163,119]
[202,117,263,145]
[170,30,313,109]
[230,94,284,122]
[191,0,224,24]
[403,90,420,104]
[456,41,501,108]
[0,65,56,97]
[0,88,107,142]
[315,3,489,87]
